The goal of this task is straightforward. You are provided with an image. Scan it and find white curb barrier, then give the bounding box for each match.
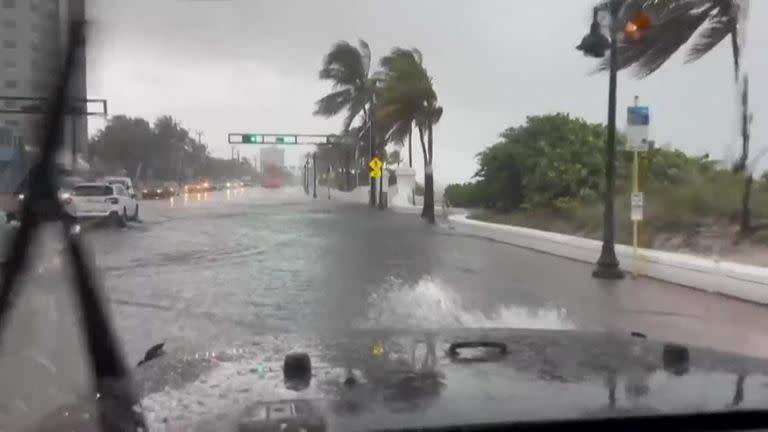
[449,214,768,305]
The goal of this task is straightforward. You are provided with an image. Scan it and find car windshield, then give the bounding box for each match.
[71,185,113,196]
[105,179,128,187]
[1,0,768,431]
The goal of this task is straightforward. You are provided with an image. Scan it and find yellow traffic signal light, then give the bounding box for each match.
[624,13,652,41]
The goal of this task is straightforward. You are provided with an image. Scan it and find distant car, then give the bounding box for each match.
[142,184,177,200]
[224,180,244,189]
[64,183,137,227]
[185,181,215,193]
[262,179,283,189]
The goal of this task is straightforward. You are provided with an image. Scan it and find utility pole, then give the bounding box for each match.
[312,152,317,199]
[369,112,376,207]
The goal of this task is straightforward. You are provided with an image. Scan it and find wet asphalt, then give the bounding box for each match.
[3,186,768,429]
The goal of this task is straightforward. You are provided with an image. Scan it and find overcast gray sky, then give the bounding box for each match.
[85,0,767,184]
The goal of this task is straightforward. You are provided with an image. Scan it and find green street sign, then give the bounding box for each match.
[228,133,328,145]
[274,136,297,144]
[242,134,261,144]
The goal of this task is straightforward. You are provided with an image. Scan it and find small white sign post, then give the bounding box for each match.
[630,192,644,222]
[626,97,651,278]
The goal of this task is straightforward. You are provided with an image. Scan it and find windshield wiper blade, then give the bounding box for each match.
[0,20,145,431]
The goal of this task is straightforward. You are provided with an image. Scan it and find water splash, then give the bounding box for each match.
[360,276,575,330]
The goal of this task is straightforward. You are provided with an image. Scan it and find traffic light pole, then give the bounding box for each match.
[369,112,377,208]
[312,152,317,199]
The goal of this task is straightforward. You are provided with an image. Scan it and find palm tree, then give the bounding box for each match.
[420,105,443,223]
[347,125,369,188]
[315,39,379,204]
[377,48,442,223]
[379,48,424,169]
[593,0,754,231]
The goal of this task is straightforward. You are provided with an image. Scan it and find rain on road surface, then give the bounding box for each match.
[3,186,768,427]
[13,186,768,359]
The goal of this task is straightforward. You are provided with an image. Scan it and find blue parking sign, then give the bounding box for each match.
[627,106,650,126]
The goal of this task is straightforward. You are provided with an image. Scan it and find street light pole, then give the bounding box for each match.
[369,112,377,207]
[71,116,76,172]
[578,0,625,280]
[312,152,317,199]
[593,20,623,279]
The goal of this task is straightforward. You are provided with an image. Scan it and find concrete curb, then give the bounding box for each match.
[449,214,768,305]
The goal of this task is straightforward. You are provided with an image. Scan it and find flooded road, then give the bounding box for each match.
[3,187,768,429]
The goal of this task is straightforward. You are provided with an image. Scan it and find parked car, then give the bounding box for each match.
[64,183,137,227]
[100,176,139,220]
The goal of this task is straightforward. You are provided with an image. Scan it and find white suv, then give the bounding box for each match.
[64,183,135,227]
[101,176,139,221]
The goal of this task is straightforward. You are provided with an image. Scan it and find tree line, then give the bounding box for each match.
[88,115,256,183]
[313,41,442,223]
[445,112,768,237]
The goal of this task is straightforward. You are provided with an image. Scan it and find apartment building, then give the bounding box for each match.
[0,0,87,170]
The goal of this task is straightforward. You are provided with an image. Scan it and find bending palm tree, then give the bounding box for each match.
[315,39,379,206]
[380,48,424,169]
[593,0,753,231]
[377,48,442,223]
[595,0,746,78]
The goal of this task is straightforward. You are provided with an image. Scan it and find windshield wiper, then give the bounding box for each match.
[0,21,145,431]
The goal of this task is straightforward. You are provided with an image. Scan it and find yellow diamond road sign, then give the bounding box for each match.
[369,157,383,178]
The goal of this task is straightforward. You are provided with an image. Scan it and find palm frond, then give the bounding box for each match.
[685,1,739,64]
[685,16,733,63]
[431,106,444,125]
[593,0,717,77]
[633,9,712,77]
[342,92,368,132]
[411,48,423,65]
[380,48,422,71]
[384,119,412,145]
[358,39,372,77]
[319,41,366,87]
[314,88,354,117]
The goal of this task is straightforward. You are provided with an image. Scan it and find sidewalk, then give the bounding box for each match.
[447,213,768,305]
[327,181,768,305]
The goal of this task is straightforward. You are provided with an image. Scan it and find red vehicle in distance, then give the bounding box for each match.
[261,164,284,189]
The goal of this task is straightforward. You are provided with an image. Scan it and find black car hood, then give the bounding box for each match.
[30,328,768,431]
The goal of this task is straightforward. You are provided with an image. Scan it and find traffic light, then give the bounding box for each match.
[242,134,260,144]
[624,13,652,41]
